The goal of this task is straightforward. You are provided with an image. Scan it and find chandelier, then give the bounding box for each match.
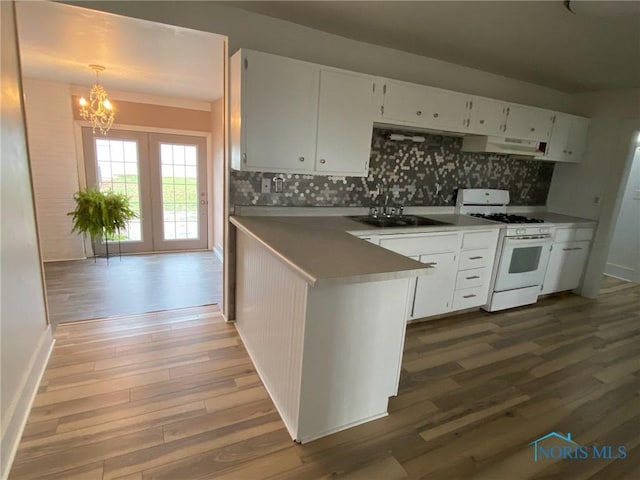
[79,65,115,135]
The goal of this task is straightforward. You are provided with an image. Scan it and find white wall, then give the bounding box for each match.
[23,78,85,261]
[68,1,574,112]
[1,2,54,478]
[605,145,640,282]
[547,88,640,297]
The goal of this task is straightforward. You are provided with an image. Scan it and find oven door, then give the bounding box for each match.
[494,236,552,292]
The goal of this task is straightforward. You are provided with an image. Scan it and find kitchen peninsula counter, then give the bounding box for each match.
[230,214,498,285]
[230,214,442,444]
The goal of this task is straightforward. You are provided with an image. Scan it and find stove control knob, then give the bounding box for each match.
[516,228,525,235]
[539,227,548,234]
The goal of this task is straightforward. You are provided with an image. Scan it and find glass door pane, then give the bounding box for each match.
[149,133,207,251]
[83,128,153,255]
[95,138,142,242]
[160,143,200,241]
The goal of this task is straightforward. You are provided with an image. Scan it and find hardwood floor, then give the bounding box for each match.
[10,278,640,479]
[44,251,223,326]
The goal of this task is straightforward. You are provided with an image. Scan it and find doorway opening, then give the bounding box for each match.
[604,132,640,284]
[16,2,228,326]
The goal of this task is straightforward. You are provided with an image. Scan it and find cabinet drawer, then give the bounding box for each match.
[554,227,594,243]
[455,267,488,290]
[379,233,459,256]
[452,286,485,310]
[575,228,594,241]
[462,230,498,250]
[458,249,492,270]
[554,228,574,242]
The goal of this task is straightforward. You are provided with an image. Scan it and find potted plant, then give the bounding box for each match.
[68,187,137,260]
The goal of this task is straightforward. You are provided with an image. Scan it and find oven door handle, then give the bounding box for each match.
[504,236,552,246]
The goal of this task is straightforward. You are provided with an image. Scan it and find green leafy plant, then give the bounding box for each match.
[68,188,137,246]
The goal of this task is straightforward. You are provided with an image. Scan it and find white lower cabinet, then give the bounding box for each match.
[375,228,500,321]
[541,227,594,295]
[541,240,591,294]
[412,252,458,318]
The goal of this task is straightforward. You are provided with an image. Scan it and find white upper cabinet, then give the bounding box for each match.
[566,116,590,161]
[231,49,375,177]
[426,87,472,132]
[232,50,319,173]
[380,80,430,127]
[544,113,572,160]
[379,81,471,132]
[537,113,590,163]
[467,97,509,136]
[315,70,374,176]
[503,105,554,142]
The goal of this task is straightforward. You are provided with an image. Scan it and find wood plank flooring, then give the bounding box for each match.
[10,277,640,479]
[44,252,222,326]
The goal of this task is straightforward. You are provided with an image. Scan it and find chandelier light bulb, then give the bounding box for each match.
[79,64,115,135]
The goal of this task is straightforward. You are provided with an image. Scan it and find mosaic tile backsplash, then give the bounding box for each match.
[230,129,555,209]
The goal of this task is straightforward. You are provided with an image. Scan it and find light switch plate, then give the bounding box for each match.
[261,178,271,194]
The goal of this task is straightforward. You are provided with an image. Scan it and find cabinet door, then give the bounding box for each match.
[411,252,457,319]
[424,87,471,132]
[316,70,374,176]
[244,51,319,173]
[566,116,590,162]
[468,97,508,136]
[381,80,429,126]
[541,241,590,294]
[544,113,572,161]
[505,105,553,141]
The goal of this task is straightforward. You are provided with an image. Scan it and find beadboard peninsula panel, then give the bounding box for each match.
[234,232,306,438]
[231,129,554,209]
[297,277,411,442]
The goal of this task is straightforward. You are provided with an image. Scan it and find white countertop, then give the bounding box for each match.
[230,214,501,286]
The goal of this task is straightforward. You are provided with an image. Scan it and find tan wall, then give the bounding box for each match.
[72,96,211,132]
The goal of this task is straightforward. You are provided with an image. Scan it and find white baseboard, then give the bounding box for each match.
[604,263,638,283]
[1,329,54,480]
[213,244,224,263]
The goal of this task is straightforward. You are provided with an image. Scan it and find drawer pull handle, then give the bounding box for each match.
[562,247,583,251]
[466,275,480,280]
[469,256,483,260]
[463,294,477,299]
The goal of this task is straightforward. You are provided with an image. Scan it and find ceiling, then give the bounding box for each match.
[228,1,640,93]
[16,1,226,102]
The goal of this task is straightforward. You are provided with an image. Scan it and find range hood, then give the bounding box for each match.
[461,135,543,156]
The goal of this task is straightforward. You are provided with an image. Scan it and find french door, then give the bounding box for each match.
[83,128,208,254]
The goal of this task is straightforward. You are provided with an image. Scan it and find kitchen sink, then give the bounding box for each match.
[348,215,452,228]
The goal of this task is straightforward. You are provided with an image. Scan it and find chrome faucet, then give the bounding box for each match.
[371,185,404,218]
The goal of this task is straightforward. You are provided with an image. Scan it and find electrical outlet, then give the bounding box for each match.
[593,195,601,205]
[261,178,271,194]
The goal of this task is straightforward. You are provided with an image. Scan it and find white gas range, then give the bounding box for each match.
[456,189,554,312]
